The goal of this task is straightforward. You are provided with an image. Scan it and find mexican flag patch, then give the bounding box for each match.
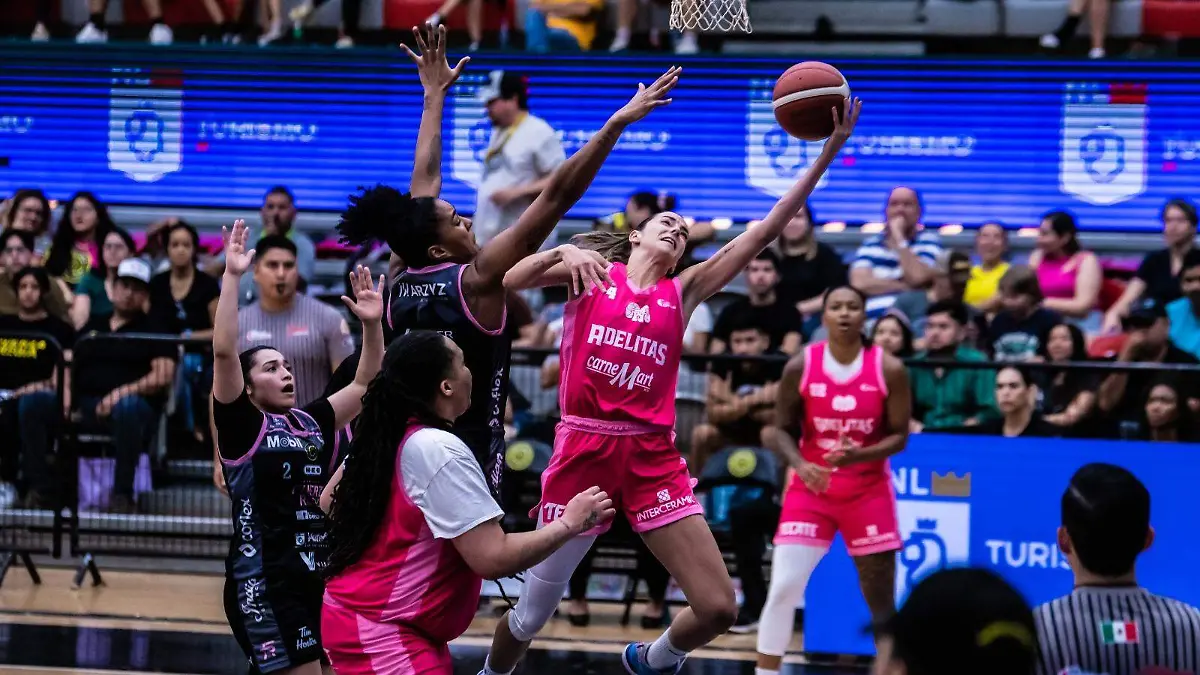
[1100,620,1139,644]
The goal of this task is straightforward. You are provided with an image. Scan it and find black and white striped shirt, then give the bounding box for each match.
[1035,586,1200,675]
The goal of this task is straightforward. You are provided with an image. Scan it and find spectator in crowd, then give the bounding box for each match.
[968,365,1061,438]
[1103,199,1198,334]
[473,71,566,244]
[426,0,496,51]
[870,309,915,358]
[1039,0,1113,58]
[775,205,847,331]
[1028,211,1101,321]
[0,267,75,508]
[207,187,315,305]
[235,235,353,408]
[76,0,173,44]
[1,189,52,257]
[1141,376,1197,442]
[565,517,671,629]
[910,300,997,432]
[873,567,1037,675]
[964,221,1010,312]
[850,187,943,319]
[1165,248,1200,360]
[524,0,604,51]
[1097,298,1199,439]
[710,249,805,355]
[691,319,782,471]
[71,227,136,330]
[1038,322,1097,433]
[289,0,364,48]
[62,258,175,513]
[149,221,221,442]
[608,0,699,53]
[893,250,973,339]
[1035,464,1200,675]
[987,265,1062,362]
[45,192,116,287]
[0,229,71,322]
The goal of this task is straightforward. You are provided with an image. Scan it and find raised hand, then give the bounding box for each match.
[401,24,469,94]
[610,66,682,126]
[221,219,255,277]
[825,96,862,150]
[560,245,613,296]
[341,266,386,323]
[561,486,616,534]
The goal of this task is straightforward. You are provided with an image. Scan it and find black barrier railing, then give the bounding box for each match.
[1,332,1197,588]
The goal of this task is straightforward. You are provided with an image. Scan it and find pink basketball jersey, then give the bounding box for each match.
[558,263,684,430]
[323,426,481,644]
[798,341,891,495]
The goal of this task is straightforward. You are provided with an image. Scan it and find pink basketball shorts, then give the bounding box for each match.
[774,471,901,557]
[534,425,703,535]
[321,599,451,675]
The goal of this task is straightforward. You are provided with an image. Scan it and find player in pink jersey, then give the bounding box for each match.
[480,100,861,675]
[754,285,911,674]
[318,330,615,675]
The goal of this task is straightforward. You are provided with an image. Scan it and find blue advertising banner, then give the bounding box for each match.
[3,46,1200,230]
[803,434,1200,657]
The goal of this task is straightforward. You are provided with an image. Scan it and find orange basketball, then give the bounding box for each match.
[772,62,850,141]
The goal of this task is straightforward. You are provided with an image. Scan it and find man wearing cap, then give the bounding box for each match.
[1165,248,1200,359]
[67,257,176,513]
[1097,296,1199,438]
[1035,463,1200,675]
[892,248,978,341]
[872,567,1038,675]
[474,70,566,246]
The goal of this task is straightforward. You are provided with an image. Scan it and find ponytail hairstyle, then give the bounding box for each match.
[571,214,659,265]
[238,345,279,390]
[336,184,440,269]
[323,331,458,579]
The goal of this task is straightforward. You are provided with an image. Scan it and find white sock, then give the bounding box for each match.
[645,632,688,669]
[482,656,513,675]
[755,669,779,675]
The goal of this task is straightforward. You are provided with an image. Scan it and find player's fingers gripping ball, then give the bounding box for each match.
[773,61,850,141]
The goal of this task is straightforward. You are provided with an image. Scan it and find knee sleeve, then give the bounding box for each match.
[507,534,595,642]
[756,544,827,657]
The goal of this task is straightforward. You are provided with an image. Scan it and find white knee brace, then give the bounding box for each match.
[756,544,827,657]
[506,534,595,642]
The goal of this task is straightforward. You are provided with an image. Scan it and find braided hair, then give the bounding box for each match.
[323,331,457,579]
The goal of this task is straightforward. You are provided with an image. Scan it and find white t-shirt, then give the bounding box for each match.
[474,114,565,244]
[400,427,505,540]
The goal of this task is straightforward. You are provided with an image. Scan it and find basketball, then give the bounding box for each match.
[772,62,851,141]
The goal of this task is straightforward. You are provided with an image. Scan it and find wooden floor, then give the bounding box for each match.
[0,566,825,674]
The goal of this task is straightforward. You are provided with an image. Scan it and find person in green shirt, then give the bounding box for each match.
[910,299,999,432]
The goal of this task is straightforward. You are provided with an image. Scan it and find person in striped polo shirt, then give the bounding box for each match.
[1035,463,1200,675]
[848,187,943,321]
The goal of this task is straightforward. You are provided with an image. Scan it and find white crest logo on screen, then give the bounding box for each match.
[894,501,970,602]
[448,75,493,189]
[745,78,829,197]
[1059,82,1148,205]
[107,68,182,183]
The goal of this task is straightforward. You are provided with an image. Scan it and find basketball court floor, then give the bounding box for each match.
[0,566,864,675]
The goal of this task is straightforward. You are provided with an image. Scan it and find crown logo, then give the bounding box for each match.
[932,471,972,497]
[915,518,938,531]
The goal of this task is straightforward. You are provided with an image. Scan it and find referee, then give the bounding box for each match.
[1035,463,1200,675]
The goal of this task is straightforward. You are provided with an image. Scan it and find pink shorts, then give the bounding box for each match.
[321,599,451,675]
[534,424,702,535]
[774,472,901,556]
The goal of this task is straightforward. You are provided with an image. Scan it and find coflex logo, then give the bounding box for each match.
[1059,82,1148,206]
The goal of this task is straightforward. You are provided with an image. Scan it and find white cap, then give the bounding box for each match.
[116,257,152,285]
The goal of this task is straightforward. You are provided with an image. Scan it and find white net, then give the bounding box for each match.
[670,0,751,33]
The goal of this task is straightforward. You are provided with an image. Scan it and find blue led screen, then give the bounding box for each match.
[1,46,1196,231]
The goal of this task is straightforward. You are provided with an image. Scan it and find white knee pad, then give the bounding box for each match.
[507,534,595,642]
[756,544,827,657]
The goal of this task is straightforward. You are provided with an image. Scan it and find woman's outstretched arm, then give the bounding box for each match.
[326,267,386,429]
[679,98,861,311]
[403,24,468,199]
[212,219,256,405]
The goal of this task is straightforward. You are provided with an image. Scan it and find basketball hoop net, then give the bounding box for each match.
[670,0,751,33]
